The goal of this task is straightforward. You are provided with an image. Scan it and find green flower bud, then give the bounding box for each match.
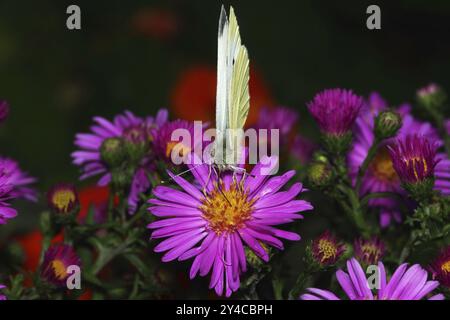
[374,110,402,140]
[100,137,127,167]
[307,160,332,188]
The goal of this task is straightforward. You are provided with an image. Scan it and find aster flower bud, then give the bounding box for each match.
[0,100,9,123]
[429,245,450,288]
[47,183,79,215]
[417,83,446,110]
[309,231,346,267]
[307,159,332,188]
[374,110,402,140]
[354,236,385,265]
[41,245,81,287]
[100,137,127,168]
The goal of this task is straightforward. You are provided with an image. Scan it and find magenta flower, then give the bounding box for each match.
[41,245,81,286]
[301,258,444,300]
[0,100,9,123]
[0,284,6,300]
[0,172,17,224]
[152,119,196,164]
[311,231,346,266]
[147,156,313,297]
[429,245,450,288]
[0,157,37,202]
[72,109,168,214]
[354,237,385,265]
[348,94,450,227]
[254,106,298,146]
[388,135,439,184]
[307,89,363,136]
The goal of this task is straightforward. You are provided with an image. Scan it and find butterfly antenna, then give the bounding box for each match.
[160,164,203,184]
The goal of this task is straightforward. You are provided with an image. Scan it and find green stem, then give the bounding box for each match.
[289,266,315,299]
[360,192,404,207]
[355,138,380,194]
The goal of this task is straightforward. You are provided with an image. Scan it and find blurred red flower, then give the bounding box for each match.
[131,7,179,40]
[170,65,274,126]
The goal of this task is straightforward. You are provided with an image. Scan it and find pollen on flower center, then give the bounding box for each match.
[165,141,191,159]
[200,182,255,234]
[371,148,398,182]
[403,156,428,180]
[317,239,337,263]
[441,261,450,274]
[51,259,67,280]
[52,190,76,212]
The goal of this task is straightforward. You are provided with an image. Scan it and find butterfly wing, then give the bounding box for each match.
[214,6,250,165]
[214,6,229,164]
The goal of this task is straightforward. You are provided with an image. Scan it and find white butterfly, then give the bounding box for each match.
[212,5,250,174]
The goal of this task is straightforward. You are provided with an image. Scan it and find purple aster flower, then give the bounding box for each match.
[301,258,444,300]
[307,88,363,136]
[388,135,439,184]
[152,119,197,164]
[0,284,6,300]
[47,183,79,214]
[0,172,17,225]
[290,134,315,164]
[0,157,37,202]
[41,244,81,287]
[348,93,450,227]
[0,100,9,123]
[147,156,313,297]
[254,106,298,144]
[354,237,385,265]
[311,231,346,266]
[429,245,450,288]
[72,109,168,214]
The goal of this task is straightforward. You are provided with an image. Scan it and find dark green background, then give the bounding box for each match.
[1,0,450,186]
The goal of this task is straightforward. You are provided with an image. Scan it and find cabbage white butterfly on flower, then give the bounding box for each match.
[212,5,250,174]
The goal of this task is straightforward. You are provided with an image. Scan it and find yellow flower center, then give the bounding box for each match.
[317,239,337,263]
[52,190,76,213]
[200,182,255,235]
[165,141,191,159]
[441,261,450,274]
[403,156,428,181]
[361,244,381,260]
[371,148,398,182]
[51,259,68,280]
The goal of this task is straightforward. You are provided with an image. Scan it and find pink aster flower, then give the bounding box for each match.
[354,237,386,265]
[348,93,450,227]
[72,109,168,214]
[41,245,81,287]
[311,231,346,266]
[152,119,196,164]
[0,157,37,202]
[254,106,298,142]
[301,258,444,300]
[388,135,439,185]
[307,88,363,136]
[147,156,313,297]
[429,245,450,288]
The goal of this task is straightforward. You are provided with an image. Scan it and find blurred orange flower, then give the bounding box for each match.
[170,65,274,126]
